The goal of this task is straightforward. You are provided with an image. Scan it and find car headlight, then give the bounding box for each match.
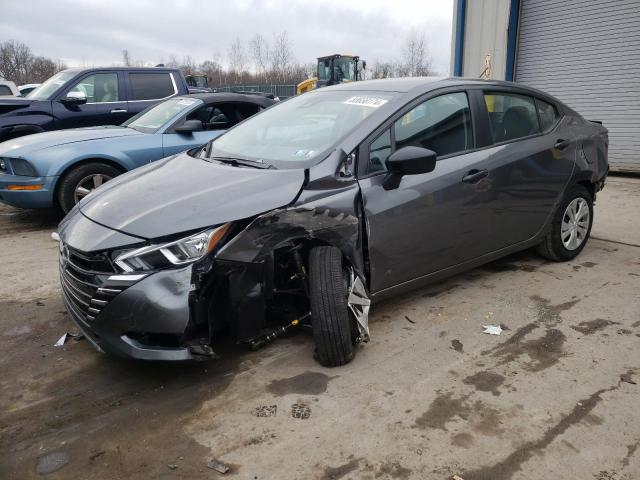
[115,224,231,272]
[0,158,7,173]
[9,158,37,176]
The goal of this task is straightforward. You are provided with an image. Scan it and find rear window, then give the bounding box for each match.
[536,98,560,131]
[129,73,176,101]
[484,92,541,143]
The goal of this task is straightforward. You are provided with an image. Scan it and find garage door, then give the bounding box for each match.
[515,0,640,172]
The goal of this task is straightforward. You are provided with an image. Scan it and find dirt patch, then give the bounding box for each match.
[267,371,334,396]
[571,319,620,335]
[415,393,504,437]
[463,371,505,396]
[484,326,566,372]
[376,461,412,479]
[451,339,464,353]
[451,432,474,448]
[581,261,598,268]
[462,374,632,480]
[422,283,460,298]
[529,295,581,325]
[322,458,361,480]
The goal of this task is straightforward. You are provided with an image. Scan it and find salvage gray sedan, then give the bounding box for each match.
[56,77,609,366]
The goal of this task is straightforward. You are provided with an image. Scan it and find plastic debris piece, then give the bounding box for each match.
[482,325,503,336]
[54,333,68,347]
[51,232,60,242]
[167,464,178,470]
[452,475,465,480]
[207,459,229,474]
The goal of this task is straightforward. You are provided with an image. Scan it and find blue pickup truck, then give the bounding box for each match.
[0,67,190,142]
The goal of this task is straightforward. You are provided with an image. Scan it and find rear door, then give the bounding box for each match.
[476,89,576,248]
[162,102,262,157]
[358,89,501,293]
[125,71,179,118]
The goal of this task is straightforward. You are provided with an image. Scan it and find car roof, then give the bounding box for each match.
[180,92,276,108]
[60,66,179,74]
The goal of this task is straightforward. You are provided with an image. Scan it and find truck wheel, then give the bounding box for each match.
[536,185,593,261]
[57,163,120,213]
[309,246,355,367]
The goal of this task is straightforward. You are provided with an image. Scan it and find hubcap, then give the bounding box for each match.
[74,173,112,204]
[347,269,371,343]
[561,197,590,250]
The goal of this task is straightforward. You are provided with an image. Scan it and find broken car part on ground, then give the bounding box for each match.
[56,77,608,366]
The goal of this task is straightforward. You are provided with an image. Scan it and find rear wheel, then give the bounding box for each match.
[536,185,593,261]
[309,246,355,367]
[57,163,120,213]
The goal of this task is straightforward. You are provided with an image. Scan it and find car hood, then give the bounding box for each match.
[79,153,306,239]
[0,126,143,156]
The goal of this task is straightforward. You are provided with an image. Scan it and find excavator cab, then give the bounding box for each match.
[297,54,365,94]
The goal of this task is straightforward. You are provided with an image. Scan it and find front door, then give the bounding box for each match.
[358,91,499,294]
[53,72,122,129]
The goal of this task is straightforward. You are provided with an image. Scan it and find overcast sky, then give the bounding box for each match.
[1,0,453,75]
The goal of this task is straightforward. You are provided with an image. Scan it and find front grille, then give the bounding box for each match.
[59,244,123,322]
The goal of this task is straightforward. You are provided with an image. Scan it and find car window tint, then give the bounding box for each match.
[484,92,540,143]
[0,85,12,95]
[129,73,175,101]
[536,98,559,131]
[68,73,119,103]
[394,92,473,157]
[369,129,392,173]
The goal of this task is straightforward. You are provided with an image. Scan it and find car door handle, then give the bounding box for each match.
[110,109,127,113]
[554,139,570,150]
[462,169,489,184]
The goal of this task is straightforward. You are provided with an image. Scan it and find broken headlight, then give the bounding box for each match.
[115,224,230,272]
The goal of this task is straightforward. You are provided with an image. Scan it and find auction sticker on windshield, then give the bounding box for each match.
[343,96,389,108]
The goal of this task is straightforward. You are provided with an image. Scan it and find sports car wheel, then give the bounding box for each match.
[57,163,120,213]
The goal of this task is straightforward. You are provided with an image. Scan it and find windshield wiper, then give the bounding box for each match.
[209,156,275,169]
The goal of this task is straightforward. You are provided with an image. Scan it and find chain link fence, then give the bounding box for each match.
[211,84,297,99]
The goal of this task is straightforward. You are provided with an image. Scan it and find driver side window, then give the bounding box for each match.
[67,73,119,103]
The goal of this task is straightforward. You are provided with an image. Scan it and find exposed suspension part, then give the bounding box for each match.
[250,313,309,350]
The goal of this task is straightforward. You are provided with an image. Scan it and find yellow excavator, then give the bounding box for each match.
[297,54,365,95]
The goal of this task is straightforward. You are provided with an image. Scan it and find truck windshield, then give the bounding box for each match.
[26,70,79,100]
[209,89,397,168]
[334,57,356,82]
[123,97,203,133]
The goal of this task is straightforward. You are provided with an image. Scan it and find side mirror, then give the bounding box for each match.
[383,146,437,190]
[60,91,87,105]
[175,119,203,134]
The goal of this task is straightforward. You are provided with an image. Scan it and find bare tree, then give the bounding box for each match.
[121,49,132,67]
[180,55,197,75]
[227,37,246,83]
[370,60,395,79]
[401,29,433,77]
[270,30,293,82]
[0,40,34,84]
[248,34,268,80]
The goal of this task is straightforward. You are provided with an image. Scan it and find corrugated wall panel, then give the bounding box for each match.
[515,0,640,172]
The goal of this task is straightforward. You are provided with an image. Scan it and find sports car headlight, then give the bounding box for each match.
[10,158,37,176]
[115,224,231,272]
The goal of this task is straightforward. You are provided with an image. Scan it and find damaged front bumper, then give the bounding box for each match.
[60,246,196,361]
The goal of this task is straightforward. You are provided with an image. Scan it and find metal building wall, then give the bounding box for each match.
[516,0,640,172]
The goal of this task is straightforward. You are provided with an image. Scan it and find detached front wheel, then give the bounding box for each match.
[57,162,120,213]
[309,246,355,367]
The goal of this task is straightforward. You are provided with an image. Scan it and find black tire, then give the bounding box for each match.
[536,184,593,261]
[309,246,354,367]
[57,162,120,213]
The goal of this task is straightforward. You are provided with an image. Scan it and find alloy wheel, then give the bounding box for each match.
[74,173,112,204]
[561,197,590,250]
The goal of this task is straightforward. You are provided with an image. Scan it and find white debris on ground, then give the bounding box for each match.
[482,325,503,335]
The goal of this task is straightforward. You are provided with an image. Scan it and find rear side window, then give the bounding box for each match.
[186,103,262,131]
[394,92,473,157]
[484,92,540,143]
[536,98,559,131]
[129,73,175,101]
[0,85,12,95]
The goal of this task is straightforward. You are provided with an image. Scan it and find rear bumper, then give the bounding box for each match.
[0,174,57,208]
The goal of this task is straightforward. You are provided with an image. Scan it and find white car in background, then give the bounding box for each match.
[18,84,41,96]
[0,80,20,97]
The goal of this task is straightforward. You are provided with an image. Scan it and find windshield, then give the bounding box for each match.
[123,97,202,133]
[209,90,396,167]
[26,70,78,100]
